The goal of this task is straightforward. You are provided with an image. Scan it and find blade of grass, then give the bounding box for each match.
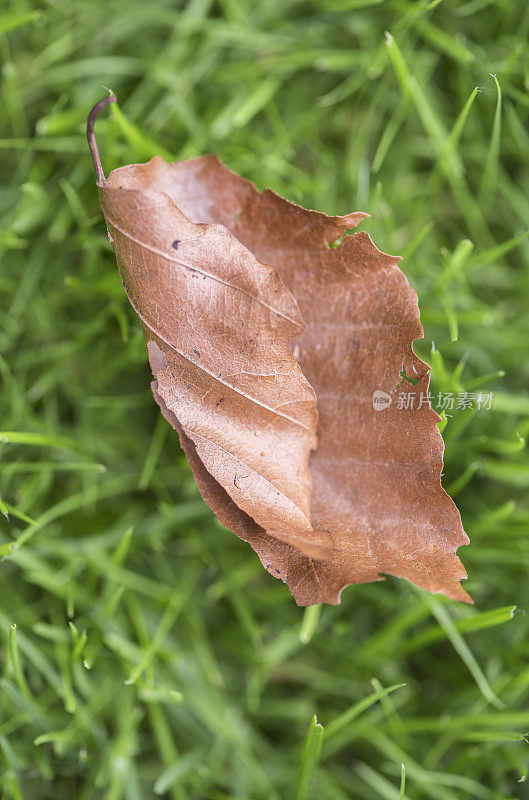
[294,714,324,800]
[480,75,502,197]
[421,593,504,709]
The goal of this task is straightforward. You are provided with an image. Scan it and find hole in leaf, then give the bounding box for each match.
[397,359,422,387]
[328,227,357,249]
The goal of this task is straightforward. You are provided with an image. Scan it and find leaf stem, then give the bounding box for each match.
[87,93,116,184]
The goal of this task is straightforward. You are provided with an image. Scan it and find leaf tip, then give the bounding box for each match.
[87,93,117,185]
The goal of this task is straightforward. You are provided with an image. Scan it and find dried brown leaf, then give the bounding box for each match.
[88,95,470,605]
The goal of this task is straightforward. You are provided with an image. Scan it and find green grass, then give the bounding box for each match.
[1,0,529,797]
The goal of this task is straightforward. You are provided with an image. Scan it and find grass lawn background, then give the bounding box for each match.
[1,0,529,797]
